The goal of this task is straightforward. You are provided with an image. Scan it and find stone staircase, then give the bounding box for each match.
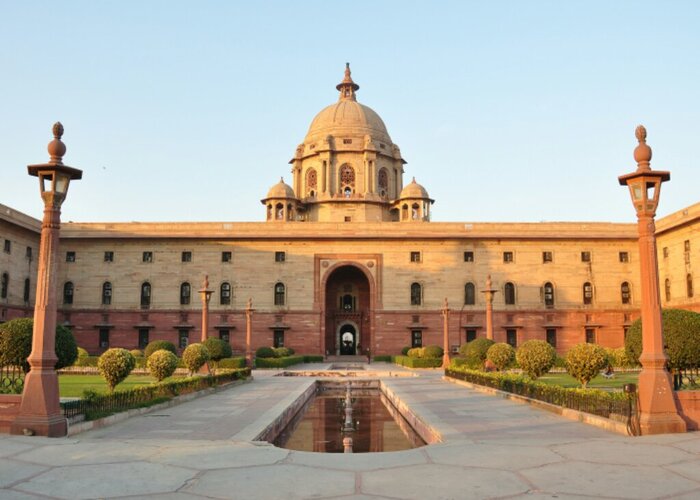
[0,395,21,433]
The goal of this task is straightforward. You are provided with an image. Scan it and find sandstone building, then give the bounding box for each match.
[1,65,698,356]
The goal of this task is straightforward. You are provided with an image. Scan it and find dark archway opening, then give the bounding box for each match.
[325,265,370,356]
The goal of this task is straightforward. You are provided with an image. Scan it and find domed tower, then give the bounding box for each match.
[283,64,422,222]
[261,177,299,222]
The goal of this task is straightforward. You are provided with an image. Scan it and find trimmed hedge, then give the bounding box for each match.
[393,355,442,368]
[60,368,251,421]
[303,355,324,363]
[256,346,276,358]
[217,357,247,369]
[373,355,392,362]
[144,340,177,359]
[445,366,633,421]
[203,338,233,361]
[255,355,305,368]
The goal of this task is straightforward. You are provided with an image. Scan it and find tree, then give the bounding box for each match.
[182,343,210,375]
[0,318,78,373]
[486,343,515,371]
[98,348,136,392]
[625,308,700,370]
[146,349,179,382]
[565,343,608,388]
[144,340,177,359]
[516,340,556,380]
[459,338,495,368]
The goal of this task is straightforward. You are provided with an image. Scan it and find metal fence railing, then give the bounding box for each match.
[0,361,24,394]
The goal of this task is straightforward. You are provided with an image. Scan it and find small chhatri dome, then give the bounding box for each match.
[265,177,296,199]
[336,62,360,101]
[399,177,430,199]
[634,124,652,168]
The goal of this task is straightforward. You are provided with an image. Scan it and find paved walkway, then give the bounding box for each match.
[1,363,699,499]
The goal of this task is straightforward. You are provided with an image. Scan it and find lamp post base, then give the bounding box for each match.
[11,414,67,438]
[442,353,451,369]
[638,368,687,435]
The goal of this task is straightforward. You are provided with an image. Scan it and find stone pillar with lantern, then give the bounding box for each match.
[481,275,498,341]
[11,123,82,437]
[618,125,686,435]
[441,298,450,368]
[245,298,255,368]
[199,275,214,343]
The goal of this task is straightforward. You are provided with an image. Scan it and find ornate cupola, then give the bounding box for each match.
[261,177,299,222]
[336,62,359,102]
[394,177,434,222]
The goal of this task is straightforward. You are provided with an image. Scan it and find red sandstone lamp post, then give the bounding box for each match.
[618,125,685,435]
[245,298,255,368]
[481,275,498,341]
[441,298,450,368]
[11,123,82,437]
[199,275,214,343]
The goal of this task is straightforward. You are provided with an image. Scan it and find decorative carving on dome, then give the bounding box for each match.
[378,168,389,198]
[306,168,317,197]
[340,165,355,186]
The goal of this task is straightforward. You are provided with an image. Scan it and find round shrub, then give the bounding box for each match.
[130,349,144,358]
[182,343,210,374]
[516,340,556,379]
[0,318,78,373]
[98,348,136,392]
[401,346,411,356]
[75,347,90,366]
[422,345,444,359]
[459,338,495,366]
[565,343,608,387]
[605,346,636,368]
[486,343,515,371]
[407,347,423,358]
[273,347,292,358]
[625,309,700,370]
[144,340,177,359]
[203,337,233,361]
[256,346,276,358]
[146,349,179,382]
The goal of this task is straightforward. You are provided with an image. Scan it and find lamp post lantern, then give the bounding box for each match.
[11,123,82,437]
[618,125,686,435]
[441,298,450,368]
[199,275,214,343]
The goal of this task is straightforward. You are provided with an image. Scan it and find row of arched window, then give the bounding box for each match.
[0,273,31,302]
[410,281,635,307]
[664,275,694,301]
[304,165,392,198]
[62,281,236,307]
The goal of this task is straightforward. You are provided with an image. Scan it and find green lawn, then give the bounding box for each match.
[59,374,167,397]
[537,371,639,390]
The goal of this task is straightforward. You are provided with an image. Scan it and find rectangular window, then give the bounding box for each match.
[273,329,284,348]
[619,251,629,263]
[275,251,286,262]
[465,329,477,343]
[410,251,422,263]
[26,246,32,260]
[546,328,557,347]
[142,251,153,263]
[463,251,474,262]
[222,251,232,263]
[685,240,691,252]
[542,251,553,263]
[3,239,10,253]
[181,251,192,263]
[219,329,230,342]
[178,329,189,349]
[138,329,150,349]
[585,328,596,344]
[66,251,76,262]
[344,216,352,222]
[104,251,114,262]
[99,328,110,349]
[503,251,513,263]
[506,329,517,348]
[581,251,591,263]
[662,247,669,259]
[411,330,423,348]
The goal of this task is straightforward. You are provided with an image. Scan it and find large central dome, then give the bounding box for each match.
[304,64,392,144]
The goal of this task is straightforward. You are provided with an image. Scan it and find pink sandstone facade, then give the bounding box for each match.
[1,66,698,357]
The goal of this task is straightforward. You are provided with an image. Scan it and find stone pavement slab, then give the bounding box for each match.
[0,364,699,500]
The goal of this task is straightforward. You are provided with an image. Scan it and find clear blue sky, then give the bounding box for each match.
[1,1,698,223]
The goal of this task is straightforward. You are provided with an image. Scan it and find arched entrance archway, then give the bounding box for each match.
[324,265,371,356]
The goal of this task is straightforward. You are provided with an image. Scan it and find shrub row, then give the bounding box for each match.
[445,366,633,421]
[255,355,305,368]
[60,368,251,421]
[373,355,392,362]
[303,355,324,363]
[217,357,247,369]
[393,355,442,368]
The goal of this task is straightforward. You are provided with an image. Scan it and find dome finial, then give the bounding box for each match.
[336,63,359,101]
[633,124,652,170]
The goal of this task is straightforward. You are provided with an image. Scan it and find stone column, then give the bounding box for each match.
[481,275,498,341]
[245,298,255,368]
[199,276,213,343]
[441,298,450,368]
